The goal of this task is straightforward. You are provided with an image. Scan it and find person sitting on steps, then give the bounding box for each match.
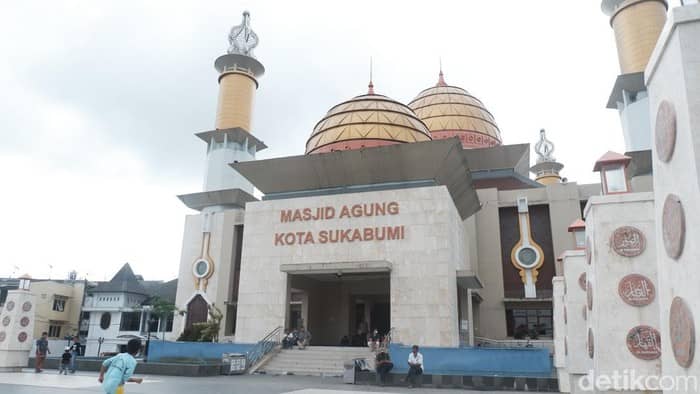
[296,327,311,350]
[406,345,424,388]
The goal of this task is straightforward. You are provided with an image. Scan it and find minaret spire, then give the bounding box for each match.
[437,57,447,87]
[367,57,375,95]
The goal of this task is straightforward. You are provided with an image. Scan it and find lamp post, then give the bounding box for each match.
[97,337,105,357]
[144,316,157,363]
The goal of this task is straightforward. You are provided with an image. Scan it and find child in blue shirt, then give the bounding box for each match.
[98,338,143,394]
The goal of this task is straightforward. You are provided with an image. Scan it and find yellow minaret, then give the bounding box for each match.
[214,11,265,132]
[602,0,668,74]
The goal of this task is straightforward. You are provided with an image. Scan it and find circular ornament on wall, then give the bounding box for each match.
[626,325,661,360]
[662,194,685,259]
[655,100,677,163]
[585,237,592,265]
[5,301,15,312]
[579,272,587,291]
[670,297,695,368]
[22,301,32,312]
[587,282,593,311]
[17,332,27,343]
[618,274,656,307]
[2,316,10,327]
[611,226,646,257]
[588,328,594,359]
[0,331,5,342]
[20,317,30,327]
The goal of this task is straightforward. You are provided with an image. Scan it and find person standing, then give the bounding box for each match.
[59,347,72,375]
[98,338,143,394]
[69,336,81,373]
[406,345,423,388]
[35,332,50,373]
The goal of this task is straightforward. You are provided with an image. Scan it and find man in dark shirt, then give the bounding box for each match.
[35,332,50,373]
[375,350,393,386]
[69,336,81,373]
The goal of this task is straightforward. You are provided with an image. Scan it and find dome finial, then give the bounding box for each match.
[437,57,447,87]
[367,57,375,95]
[227,11,259,57]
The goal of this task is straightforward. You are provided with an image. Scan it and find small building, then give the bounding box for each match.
[82,263,177,356]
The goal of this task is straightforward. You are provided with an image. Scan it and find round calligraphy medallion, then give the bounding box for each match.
[22,301,32,312]
[586,237,592,265]
[662,194,685,260]
[587,282,593,311]
[618,274,656,307]
[0,331,6,342]
[655,100,677,163]
[588,329,594,359]
[2,316,10,327]
[17,332,27,343]
[578,272,587,291]
[20,317,30,327]
[670,297,695,368]
[611,226,646,257]
[5,301,15,312]
[626,325,661,360]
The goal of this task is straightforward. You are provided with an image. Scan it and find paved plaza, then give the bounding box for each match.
[0,370,540,394]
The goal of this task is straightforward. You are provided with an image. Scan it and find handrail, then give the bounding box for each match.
[245,326,283,372]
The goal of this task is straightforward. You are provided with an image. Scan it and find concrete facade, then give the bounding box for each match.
[561,250,590,393]
[0,289,36,371]
[646,4,700,391]
[235,186,473,347]
[30,281,85,340]
[584,193,661,392]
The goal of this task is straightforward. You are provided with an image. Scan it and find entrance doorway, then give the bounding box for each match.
[287,272,390,346]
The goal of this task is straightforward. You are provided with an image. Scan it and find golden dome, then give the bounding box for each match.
[306,83,432,155]
[409,72,502,149]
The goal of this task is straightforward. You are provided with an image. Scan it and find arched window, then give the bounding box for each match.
[186,295,209,329]
[100,313,111,330]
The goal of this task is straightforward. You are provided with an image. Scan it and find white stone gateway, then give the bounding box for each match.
[0,277,36,372]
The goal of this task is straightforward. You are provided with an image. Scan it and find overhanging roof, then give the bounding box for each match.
[462,143,531,177]
[606,72,646,109]
[232,138,482,219]
[195,127,267,151]
[625,149,653,178]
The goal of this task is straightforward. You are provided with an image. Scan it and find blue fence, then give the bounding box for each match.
[148,341,254,362]
[388,344,552,377]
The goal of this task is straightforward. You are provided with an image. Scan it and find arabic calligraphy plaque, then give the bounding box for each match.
[587,282,593,311]
[588,329,594,359]
[583,305,587,321]
[655,100,677,163]
[17,332,27,343]
[626,325,661,360]
[0,332,5,342]
[611,226,646,257]
[5,301,14,312]
[20,317,30,327]
[22,301,32,312]
[618,274,656,306]
[578,272,587,291]
[564,306,568,324]
[670,297,695,368]
[662,194,685,260]
[1,316,9,327]
[586,237,592,265]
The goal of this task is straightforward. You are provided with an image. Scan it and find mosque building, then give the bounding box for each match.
[172,10,609,350]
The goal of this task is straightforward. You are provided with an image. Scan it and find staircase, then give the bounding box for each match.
[257,346,373,376]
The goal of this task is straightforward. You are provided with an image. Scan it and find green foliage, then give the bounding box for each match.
[176,304,223,343]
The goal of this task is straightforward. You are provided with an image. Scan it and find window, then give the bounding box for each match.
[605,167,627,193]
[165,313,174,332]
[52,297,66,312]
[100,312,111,330]
[48,324,61,338]
[506,308,553,338]
[120,312,141,331]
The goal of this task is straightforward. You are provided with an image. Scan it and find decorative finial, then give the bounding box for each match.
[227,10,259,57]
[437,57,447,87]
[535,129,556,163]
[368,57,375,95]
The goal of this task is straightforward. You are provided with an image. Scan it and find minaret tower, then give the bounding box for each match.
[601,0,667,152]
[530,129,564,185]
[202,10,266,193]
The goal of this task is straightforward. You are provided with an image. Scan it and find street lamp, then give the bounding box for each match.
[97,337,105,357]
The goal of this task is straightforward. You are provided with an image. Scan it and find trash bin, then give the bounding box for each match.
[343,360,355,384]
[222,353,247,375]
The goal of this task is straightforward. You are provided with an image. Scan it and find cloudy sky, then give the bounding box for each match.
[0,1,678,281]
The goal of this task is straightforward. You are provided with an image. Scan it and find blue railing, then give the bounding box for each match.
[245,326,283,372]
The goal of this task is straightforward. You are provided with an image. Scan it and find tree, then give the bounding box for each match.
[197,304,223,342]
[148,297,178,340]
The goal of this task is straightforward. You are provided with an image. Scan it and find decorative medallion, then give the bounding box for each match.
[585,237,592,265]
[587,282,593,311]
[626,325,662,360]
[578,272,587,291]
[662,194,685,260]
[565,337,568,356]
[564,306,568,324]
[583,305,587,321]
[611,226,646,257]
[670,297,695,368]
[2,316,10,327]
[17,331,27,343]
[655,100,677,163]
[22,301,32,312]
[588,328,594,359]
[0,331,5,342]
[5,301,15,312]
[618,274,656,307]
[20,317,30,327]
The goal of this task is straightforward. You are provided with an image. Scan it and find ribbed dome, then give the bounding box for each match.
[409,72,502,149]
[306,86,432,155]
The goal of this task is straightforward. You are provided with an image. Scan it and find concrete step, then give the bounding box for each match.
[258,346,374,377]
